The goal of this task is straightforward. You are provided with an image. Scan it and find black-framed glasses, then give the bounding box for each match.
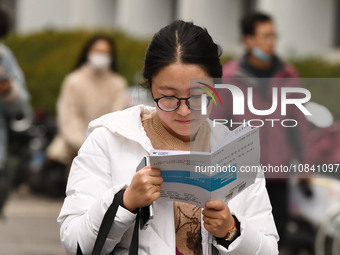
[153,95,212,112]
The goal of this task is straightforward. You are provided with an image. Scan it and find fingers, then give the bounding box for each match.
[203,215,221,230]
[150,176,163,185]
[148,167,162,177]
[148,183,161,193]
[203,201,236,238]
[202,209,218,219]
[203,215,229,238]
[202,200,229,220]
[153,184,161,192]
[203,216,211,225]
[125,165,164,210]
[150,188,161,201]
[205,200,225,211]
[138,166,163,185]
[140,165,162,176]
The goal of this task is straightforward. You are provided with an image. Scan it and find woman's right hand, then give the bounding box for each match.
[123,165,163,212]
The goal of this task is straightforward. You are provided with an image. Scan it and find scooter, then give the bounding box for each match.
[7,108,67,197]
[285,102,340,255]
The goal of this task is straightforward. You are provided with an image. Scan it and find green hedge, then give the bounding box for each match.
[5,30,149,114]
[287,58,340,120]
[4,31,340,119]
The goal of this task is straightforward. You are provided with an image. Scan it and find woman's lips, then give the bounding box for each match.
[176,119,191,124]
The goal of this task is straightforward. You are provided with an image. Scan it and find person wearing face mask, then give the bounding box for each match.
[211,13,311,249]
[46,35,128,175]
[222,12,298,93]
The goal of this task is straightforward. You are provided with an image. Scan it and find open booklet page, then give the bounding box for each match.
[149,125,260,207]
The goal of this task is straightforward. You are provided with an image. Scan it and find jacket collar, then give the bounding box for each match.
[236,53,287,80]
[88,105,155,152]
[88,104,230,153]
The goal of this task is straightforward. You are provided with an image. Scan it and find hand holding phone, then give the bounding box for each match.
[135,156,155,230]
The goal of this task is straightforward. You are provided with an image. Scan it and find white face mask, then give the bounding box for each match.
[88,53,111,70]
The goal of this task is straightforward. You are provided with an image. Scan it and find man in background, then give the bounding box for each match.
[0,7,30,216]
[211,12,311,247]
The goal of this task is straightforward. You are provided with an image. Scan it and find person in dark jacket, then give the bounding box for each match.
[211,12,312,247]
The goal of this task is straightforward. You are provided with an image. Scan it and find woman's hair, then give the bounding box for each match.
[142,20,222,88]
[73,35,117,72]
[0,7,10,38]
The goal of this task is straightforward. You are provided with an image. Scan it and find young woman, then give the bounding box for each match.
[47,35,127,168]
[58,21,278,255]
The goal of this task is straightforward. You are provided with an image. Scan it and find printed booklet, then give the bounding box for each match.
[149,125,260,207]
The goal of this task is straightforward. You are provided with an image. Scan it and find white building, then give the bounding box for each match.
[1,0,340,60]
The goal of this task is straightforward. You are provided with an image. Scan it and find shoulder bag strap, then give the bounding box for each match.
[77,189,139,255]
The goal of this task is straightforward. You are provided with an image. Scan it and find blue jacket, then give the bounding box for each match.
[0,43,30,168]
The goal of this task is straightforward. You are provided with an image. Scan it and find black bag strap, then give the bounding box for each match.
[129,209,139,255]
[77,189,139,255]
[77,244,82,255]
[92,189,125,254]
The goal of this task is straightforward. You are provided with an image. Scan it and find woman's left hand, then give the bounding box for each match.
[0,80,11,96]
[202,200,235,238]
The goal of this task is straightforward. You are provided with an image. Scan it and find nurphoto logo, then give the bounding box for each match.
[200,83,312,128]
[200,84,311,116]
[196,82,223,115]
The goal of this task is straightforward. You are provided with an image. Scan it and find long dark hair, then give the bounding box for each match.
[0,7,10,38]
[142,20,222,88]
[73,35,117,72]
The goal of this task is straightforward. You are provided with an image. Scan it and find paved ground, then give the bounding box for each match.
[0,186,311,255]
[0,186,66,255]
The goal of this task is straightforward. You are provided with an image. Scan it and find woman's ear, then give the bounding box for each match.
[139,79,151,89]
[147,80,153,96]
[146,80,151,88]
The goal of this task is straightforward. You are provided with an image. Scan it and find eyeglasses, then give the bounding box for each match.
[153,95,212,112]
[257,33,278,41]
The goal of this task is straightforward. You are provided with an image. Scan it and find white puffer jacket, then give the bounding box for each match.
[57,105,279,255]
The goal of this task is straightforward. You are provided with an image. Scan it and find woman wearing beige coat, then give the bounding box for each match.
[47,35,128,167]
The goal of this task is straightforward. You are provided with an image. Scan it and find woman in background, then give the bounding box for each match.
[47,35,128,169]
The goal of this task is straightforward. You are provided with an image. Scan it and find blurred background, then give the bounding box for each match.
[0,0,340,254]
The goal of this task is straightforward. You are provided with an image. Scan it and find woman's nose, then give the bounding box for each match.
[176,100,191,116]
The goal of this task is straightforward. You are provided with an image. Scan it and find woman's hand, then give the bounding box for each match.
[123,165,163,212]
[0,80,11,96]
[202,200,235,238]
